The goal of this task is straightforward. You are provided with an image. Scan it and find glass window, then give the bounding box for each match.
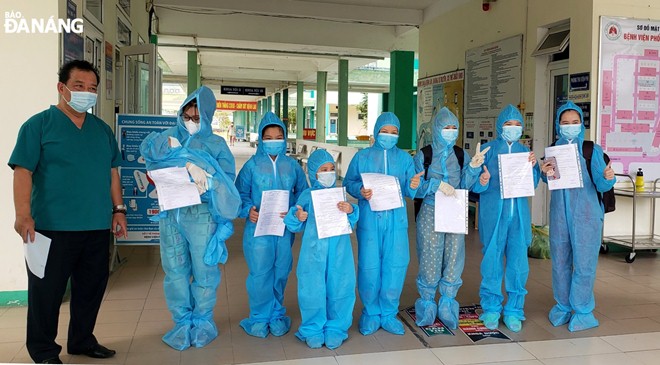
[118,0,130,17]
[85,0,102,24]
[117,18,131,47]
[532,25,570,57]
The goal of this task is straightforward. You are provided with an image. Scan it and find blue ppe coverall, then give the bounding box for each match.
[542,101,615,332]
[140,86,240,350]
[475,104,540,328]
[283,149,358,349]
[344,112,418,335]
[413,107,484,329]
[235,112,309,338]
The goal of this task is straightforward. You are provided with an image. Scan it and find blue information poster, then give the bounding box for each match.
[235,125,245,140]
[116,114,178,244]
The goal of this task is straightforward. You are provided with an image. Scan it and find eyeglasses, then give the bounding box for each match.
[182,114,200,122]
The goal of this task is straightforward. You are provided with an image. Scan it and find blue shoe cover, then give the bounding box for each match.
[358,314,381,335]
[548,304,572,327]
[190,319,218,348]
[437,298,459,330]
[324,330,347,350]
[239,318,269,338]
[269,317,291,337]
[381,316,405,335]
[503,315,522,332]
[295,332,324,349]
[568,312,599,332]
[162,323,191,351]
[414,298,437,327]
[479,312,500,330]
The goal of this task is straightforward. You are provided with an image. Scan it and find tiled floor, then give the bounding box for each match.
[3,142,660,364]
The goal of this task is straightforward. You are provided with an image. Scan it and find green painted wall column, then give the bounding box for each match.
[267,96,272,114]
[187,51,200,93]
[316,71,327,143]
[282,88,289,123]
[256,100,262,125]
[309,107,315,129]
[338,59,349,146]
[382,93,389,112]
[274,92,281,118]
[388,50,414,149]
[296,82,304,139]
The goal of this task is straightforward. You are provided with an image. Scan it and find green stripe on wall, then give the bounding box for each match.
[0,291,28,306]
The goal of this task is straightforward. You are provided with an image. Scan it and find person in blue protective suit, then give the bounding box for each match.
[235,112,308,338]
[474,104,540,333]
[344,112,424,335]
[413,107,489,329]
[140,86,241,351]
[283,149,359,349]
[541,101,615,332]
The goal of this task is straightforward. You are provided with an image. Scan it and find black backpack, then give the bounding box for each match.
[413,144,464,221]
[550,140,615,213]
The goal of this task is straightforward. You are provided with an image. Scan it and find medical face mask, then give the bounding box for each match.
[184,121,200,135]
[560,124,582,140]
[501,125,523,143]
[441,129,459,144]
[64,85,97,113]
[377,132,399,150]
[317,171,336,187]
[262,139,286,156]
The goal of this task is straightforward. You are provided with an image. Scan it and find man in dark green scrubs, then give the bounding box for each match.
[9,60,127,364]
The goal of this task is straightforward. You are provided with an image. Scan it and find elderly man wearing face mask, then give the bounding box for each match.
[9,60,125,364]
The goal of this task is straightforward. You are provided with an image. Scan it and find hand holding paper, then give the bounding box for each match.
[439,181,455,196]
[186,162,212,194]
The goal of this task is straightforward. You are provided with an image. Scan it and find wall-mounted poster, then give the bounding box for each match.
[464,35,523,156]
[598,16,660,180]
[416,70,465,150]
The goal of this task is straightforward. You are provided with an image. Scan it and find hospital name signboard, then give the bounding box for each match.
[221,86,266,96]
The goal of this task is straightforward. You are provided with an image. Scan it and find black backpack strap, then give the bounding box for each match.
[453,145,464,172]
[581,140,603,206]
[421,145,433,179]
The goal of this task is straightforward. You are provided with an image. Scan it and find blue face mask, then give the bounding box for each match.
[560,124,582,140]
[65,85,97,113]
[262,139,285,156]
[441,129,459,144]
[377,132,399,150]
[317,171,336,187]
[501,125,523,143]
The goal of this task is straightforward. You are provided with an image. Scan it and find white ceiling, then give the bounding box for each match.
[152,0,468,96]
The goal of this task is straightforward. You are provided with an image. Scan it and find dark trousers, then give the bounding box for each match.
[27,230,110,363]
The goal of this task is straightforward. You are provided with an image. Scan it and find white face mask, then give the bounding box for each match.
[317,171,336,187]
[185,121,200,135]
[64,85,97,113]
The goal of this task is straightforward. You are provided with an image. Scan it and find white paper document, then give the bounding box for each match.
[254,190,290,237]
[544,144,584,191]
[311,187,352,239]
[23,232,52,279]
[147,166,201,211]
[498,152,535,199]
[361,173,404,212]
[435,189,469,234]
